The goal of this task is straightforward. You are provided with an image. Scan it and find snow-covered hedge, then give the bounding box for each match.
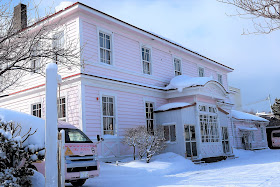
[0,115,45,186]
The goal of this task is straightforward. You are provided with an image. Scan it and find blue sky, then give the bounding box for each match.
[8,0,280,112]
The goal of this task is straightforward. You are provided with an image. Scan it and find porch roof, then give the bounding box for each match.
[164,75,227,93]
[155,102,196,113]
[238,126,258,131]
[232,110,269,122]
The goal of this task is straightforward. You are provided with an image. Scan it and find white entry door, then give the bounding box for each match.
[184,125,197,158]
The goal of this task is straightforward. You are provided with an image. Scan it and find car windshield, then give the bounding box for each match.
[58,128,92,143]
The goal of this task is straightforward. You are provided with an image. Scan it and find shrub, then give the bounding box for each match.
[123,126,166,163]
[0,121,44,186]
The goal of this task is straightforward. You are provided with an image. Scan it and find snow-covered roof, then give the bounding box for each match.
[0,108,45,148]
[165,75,215,92]
[232,110,269,122]
[238,126,258,131]
[155,102,193,112]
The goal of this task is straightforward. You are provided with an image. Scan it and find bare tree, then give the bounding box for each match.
[219,0,280,34]
[0,1,81,93]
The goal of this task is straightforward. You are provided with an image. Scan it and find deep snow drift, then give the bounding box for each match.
[74,149,280,187]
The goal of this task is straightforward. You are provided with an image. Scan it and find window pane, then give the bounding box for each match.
[170,125,176,142]
[192,142,197,156]
[190,126,196,140]
[164,126,170,141]
[186,142,192,157]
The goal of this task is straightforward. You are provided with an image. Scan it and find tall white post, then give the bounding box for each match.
[45,63,58,187]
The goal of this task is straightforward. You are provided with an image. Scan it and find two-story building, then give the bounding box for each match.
[0,2,236,160]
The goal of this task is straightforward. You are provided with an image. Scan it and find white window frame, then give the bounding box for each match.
[163,124,176,142]
[145,101,154,132]
[198,67,204,77]
[31,102,42,118]
[173,57,182,76]
[141,45,152,75]
[251,131,255,142]
[218,73,223,85]
[97,27,114,65]
[53,31,65,64]
[261,126,265,141]
[198,104,219,143]
[57,97,67,121]
[101,95,116,136]
[30,42,41,73]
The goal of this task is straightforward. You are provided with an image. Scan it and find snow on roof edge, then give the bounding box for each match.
[232,110,269,122]
[155,102,195,112]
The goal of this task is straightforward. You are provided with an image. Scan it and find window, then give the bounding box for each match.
[185,125,197,157]
[251,131,255,142]
[174,58,182,76]
[164,125,176,142]
[198,67,204,77]
[58,97,66,121]
[53,31,65,63]
[99,31,112,64]
[200,114,219,142]
[32,103,41,118]
[145,102,154,132]
[218,74,223,85]
[261,127,265,141]
[102,96,115,135]
[31,42,41,73]
[142,47,151,74]
[222,127,230,153]
[58,128,92,143]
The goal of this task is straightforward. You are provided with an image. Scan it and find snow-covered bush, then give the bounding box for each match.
[123,127,139,160]
[123,126,166,163]
[0,121,45,186]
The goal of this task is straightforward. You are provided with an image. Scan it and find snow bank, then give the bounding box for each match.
[165,75,214,92]
[29,170,45,187]
[119,152,195,175]
[155,102,191,112]
[232,110,269,122]
[0,108,45,148]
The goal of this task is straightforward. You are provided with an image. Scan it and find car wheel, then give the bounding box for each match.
[70,179,86,186]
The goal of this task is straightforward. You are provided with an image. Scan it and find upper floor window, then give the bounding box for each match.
[174,58,182,76]
[58,97,66,121]
[164,124,176,142]
[102,96,115,135]
[198,67,204,77]
[31,42,41,73]
[218,74,223,85]
[99,31,112,65]
[53,31,65,63]
[32,103,41,118]
[145,102,154,132]
[142,47,151,74]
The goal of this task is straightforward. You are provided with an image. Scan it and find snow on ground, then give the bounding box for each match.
[30,170,45,187]
[68,149,280,187]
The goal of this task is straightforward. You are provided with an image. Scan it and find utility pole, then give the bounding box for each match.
[268,94,273,114]
[45,63,58,187]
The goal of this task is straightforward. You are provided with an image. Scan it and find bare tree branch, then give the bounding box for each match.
[0,1,82,93]
[218,0,280,34]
